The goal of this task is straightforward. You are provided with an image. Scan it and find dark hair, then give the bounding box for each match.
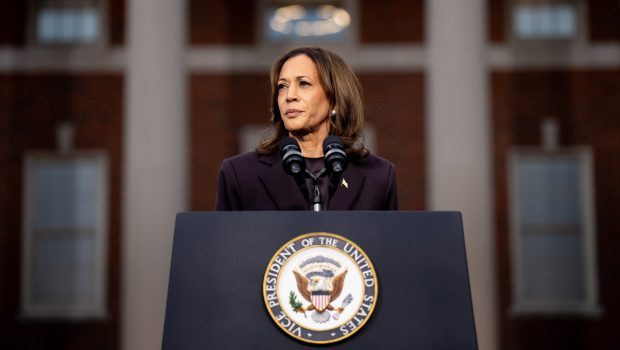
[256,47,369,161]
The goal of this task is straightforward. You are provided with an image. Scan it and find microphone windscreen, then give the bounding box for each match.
[323,135,343,149]
[280,136,299,151]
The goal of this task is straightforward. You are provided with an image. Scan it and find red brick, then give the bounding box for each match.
[359,0,424,43]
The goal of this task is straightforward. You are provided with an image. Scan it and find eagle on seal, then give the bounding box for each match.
[292,255,348,323]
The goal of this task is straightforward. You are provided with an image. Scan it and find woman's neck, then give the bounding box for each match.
[290,127,328,158]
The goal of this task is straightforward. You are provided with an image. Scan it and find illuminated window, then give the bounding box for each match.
[512,0,578,40]
[264,1,352,42]
[21,151,108,319]
[509,147,601,315]
[30,0,106,45]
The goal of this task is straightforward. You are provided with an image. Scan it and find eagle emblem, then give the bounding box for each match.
[263,232,378,344]
[290,255,352,323]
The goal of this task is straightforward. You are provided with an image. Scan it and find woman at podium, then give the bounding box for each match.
[216,47,398,211]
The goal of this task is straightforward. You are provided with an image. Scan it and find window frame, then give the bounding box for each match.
[27,0,109,48]
[507,0,589,53]
[21,150,109,320]
[508,146,601,316]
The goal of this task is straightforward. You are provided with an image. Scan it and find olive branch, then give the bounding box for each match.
[289,291,306,317]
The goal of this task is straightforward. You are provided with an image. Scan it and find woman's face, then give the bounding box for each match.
[277,54,330,137]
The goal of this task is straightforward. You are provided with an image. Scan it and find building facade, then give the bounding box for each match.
[0,0,618,349]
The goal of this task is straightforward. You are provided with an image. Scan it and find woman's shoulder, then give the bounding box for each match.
[354,153,395,171]
[221,151,278,170]
[222,151,259,164]
[350,153,396,183]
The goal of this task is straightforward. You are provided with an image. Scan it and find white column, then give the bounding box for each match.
[426,1,497,349]
[122,0,187,349]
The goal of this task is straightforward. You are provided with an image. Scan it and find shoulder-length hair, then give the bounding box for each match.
[256,47,369,161]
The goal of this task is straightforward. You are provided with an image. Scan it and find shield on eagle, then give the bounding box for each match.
[311,291,331,312]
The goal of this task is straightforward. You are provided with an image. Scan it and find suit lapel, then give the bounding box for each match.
[257,154,308,210]
[328,163,365,210]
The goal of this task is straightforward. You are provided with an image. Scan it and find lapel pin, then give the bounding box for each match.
[341,178,349,189]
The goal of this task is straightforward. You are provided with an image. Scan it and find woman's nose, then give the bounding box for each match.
[286,86,298,102]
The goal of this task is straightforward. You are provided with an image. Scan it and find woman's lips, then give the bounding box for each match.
[285,109,303,117]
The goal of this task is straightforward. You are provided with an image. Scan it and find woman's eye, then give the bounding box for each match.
[277,83,287,90]
[299,81,311,87]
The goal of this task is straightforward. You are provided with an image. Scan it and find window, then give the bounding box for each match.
[508,147,601,315]
[21,151,108,319]
[263,1,353,44]
[511,0,578,40]
[29,0,106,45]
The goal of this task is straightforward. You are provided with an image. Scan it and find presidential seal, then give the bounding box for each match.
[263,232,378,344]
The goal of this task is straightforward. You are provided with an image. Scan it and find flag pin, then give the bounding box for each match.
[342,178,349,189]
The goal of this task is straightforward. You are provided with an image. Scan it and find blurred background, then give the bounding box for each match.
[0,0,618,349]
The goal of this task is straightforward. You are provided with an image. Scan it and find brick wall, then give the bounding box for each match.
[190,71,426,211]
[189,0,255,45]
[0,74,123,350]
[0,1,27,46]
[359,72,426,209]
[488,0,507,44]
[588,0,620,42]
[491,69,620,350]
[359,0,424,43]
[190,73,270,210]
[108,0,126,46]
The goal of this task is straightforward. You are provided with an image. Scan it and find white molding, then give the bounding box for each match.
[510,302,603,317]
[187,45,427,72]
[488,44,620,69]
[0,47,125,72]
[2,44,620,72]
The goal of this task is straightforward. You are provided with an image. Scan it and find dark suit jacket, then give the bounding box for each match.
[216,152,398,210]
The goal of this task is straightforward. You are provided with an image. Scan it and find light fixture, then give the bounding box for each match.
[269,4,351,37]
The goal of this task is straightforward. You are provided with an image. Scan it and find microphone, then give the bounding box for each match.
[323,135,348,174]
[279,137,305,175]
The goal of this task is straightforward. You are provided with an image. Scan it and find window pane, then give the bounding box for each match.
[78,9,99,42]
[518,157,581,226]
[37,9,57,42]
[34,161,99,229]
[522,234,584,300]
[31,232,96,304]
[513,3,576,39]
[35,5,101,44]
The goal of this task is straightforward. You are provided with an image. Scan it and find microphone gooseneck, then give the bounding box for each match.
[279,137,305,175]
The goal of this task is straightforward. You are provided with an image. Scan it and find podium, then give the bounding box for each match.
[162,211,478,349]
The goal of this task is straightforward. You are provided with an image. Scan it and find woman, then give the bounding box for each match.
[216,47,398,211]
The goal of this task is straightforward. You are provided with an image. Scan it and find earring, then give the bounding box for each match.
[330,109,337,118]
